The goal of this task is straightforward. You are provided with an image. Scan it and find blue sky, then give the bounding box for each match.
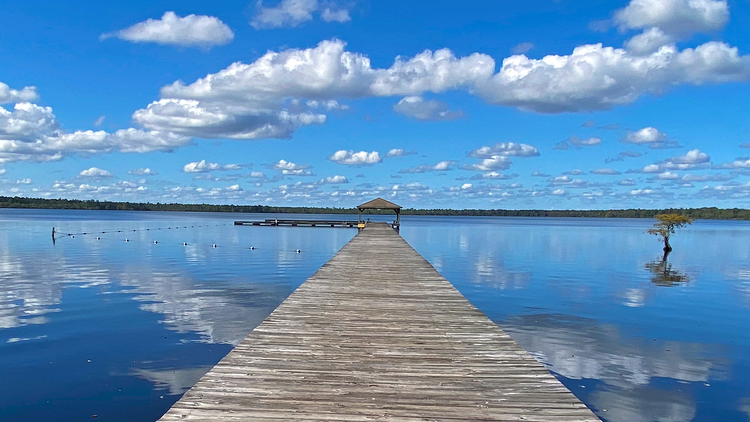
[1,0,749,209]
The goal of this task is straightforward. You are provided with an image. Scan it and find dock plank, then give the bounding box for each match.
[158,223,599,421]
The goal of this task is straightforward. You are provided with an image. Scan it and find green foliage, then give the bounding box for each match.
[647,213,695,239]
[0,196,748,220]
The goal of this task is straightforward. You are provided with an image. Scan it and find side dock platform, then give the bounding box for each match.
[158,222,600,421]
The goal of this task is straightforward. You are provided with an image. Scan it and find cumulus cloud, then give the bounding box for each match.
[548,175,606,189]
[477,41,750,113]
[400,160,455,174]
[328,150,382,165]
[268,159,314,176]
[252,0,351,29]
[467,142,539,158]
[714,157,750,169]
[129,168,158,176]
[469,172,518,180]
[606,150,644,162]
[0,82,38,104]
[79,167,114,178]
[614,0,729,37]
[591,168,622,175]
[318,175,348,184]
[393,96,462,121]
[621,127,681,149]
[531,171,550,177]
[132,38,750,141]
[557,136,602,149]
[0,102,191,163]
[625,28,675,55]
[635,149,711,172]
[101,12,234,48]
[183,160,242,173]
[461,156,512,172]
[93,115,106,127]
[511,42,534,54]
[384,148,416,158]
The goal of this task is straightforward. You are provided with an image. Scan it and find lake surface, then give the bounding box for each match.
[1,209,749,421]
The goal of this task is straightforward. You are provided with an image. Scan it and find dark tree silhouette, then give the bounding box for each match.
[645,255,690,287]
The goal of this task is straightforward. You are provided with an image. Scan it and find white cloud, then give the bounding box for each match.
[384,148,416,158]
[101,12,234,48]
[15,178,32,184]
[183,160,242,173]
[614,0,729,36]
[477,41,749,113]
[0,82,38,104]
[591,168,621,175]
[625,28,675,55]
[79,167,113,178]
[469,172,518,180]
[133,39,750,141]
[557,136,603,149]
[619,178,637,185]
[657,171,680,179]
[393,96,462,121]
[400,160,455,174]
[461,156,512,172]
[621,126,680,149]
[328,150,382,165]
[468,142,539,158]
[320,6,351,23]
[0,103,191,163]
[270,160,313,176]
[93,115,106,127]
[252,0,350,29]
[318,175,348,184]
[129,168,158,176]
[636,148,711,172]
[272,159,309,171]
[511,42,534,54]
[225,184,243,192]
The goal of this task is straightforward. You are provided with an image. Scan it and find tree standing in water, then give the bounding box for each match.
[647,214,695,253]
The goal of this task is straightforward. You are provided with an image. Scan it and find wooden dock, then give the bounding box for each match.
[158,223,600,421]
[234,219,359,228]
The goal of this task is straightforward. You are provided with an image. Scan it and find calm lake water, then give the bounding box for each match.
[1,209,749,421]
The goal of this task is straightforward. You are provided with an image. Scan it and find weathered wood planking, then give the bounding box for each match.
[159,222,600,421]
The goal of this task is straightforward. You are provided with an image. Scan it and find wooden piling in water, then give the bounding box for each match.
[158,222,600,421]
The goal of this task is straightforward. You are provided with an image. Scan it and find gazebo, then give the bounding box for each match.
[357,197,402,230]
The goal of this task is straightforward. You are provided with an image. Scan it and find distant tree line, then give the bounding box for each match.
[2,195,749,220]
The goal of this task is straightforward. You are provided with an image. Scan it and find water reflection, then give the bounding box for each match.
[131,366,213,396]
[504,314,724,388]
[589,387,695,422]
[118,269,291,345]
[645,252,691,287]
[0,211,354,422]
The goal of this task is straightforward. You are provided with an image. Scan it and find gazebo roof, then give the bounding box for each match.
[357,197,402,210]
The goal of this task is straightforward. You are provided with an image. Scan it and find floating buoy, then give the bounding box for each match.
[96,237,100,240]
[125,239,129,242]
[183,242,187,246]
[154,241,158,244]
[71,235,75,238]
[250,246,255,250]
[212,244,217,248]
[296,249,301,253]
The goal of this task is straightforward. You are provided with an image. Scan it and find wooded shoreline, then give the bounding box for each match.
[2,195,749,220]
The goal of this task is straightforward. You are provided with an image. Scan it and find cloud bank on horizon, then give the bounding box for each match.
[1,0,749,209]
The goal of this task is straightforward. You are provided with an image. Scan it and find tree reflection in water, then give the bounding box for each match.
[644,251,690,287]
